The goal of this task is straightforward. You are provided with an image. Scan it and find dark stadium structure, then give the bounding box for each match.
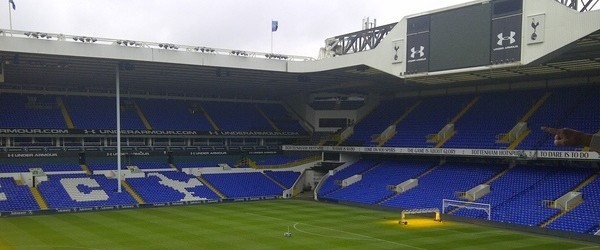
[1,0,600,242]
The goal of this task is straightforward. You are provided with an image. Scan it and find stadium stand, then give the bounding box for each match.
[546,177,600,234]
[201,172,284,198]
[255,103,304,132]
[0,157,82,173]
[381,162,501,209]
[64,96,145,129]
[317,159,380,197]
[36,174,138,209]
[384,94,474,148]
[250,152,315,166]
[263,170,300,189]
[86,156,170,171]
[442,90,543,149]
[127,172,220,203]
[344,99,415,146]
[173,155,241,169]
[0,177,40,212]
[0,93,66,129]
[1,1,600,243]
[323,161,432,205]
[201,101,273,131]
[136,99,213,131]
[453,165,594,226]
[518,85,600,150]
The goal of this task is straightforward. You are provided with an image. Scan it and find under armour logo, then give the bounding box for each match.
[497,32,516,46]
[84,129,96,134]
[410,46,425,58]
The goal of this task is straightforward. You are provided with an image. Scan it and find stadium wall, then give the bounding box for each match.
[522,0,600,65]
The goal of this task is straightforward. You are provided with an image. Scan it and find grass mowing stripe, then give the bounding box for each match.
[292,222,426,250]
[1,200,598,250]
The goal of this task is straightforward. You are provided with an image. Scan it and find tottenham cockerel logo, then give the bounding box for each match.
[497,32,516,46]
[410,46,425,58]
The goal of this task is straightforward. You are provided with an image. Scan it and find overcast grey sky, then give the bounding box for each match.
[4,0,476,58]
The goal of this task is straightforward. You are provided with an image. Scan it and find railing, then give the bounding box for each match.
[253,155,321,169]
[1,29,315,62]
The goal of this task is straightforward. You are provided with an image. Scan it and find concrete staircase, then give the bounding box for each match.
[30,187,49,210]
[122,180,146,204]
[56,97,75,129]
[196,176,227,199]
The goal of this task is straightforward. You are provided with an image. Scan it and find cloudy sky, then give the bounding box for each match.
[4,0,484,57]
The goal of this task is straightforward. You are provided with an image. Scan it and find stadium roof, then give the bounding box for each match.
[1,1,599,100]
[0,51,406,100]
[2,29,598,100]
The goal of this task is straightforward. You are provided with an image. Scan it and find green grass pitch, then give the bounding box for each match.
[1,199,598,249]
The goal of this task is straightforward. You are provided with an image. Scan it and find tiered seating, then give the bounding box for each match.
[385,95,473,148]
[255,103,304,132]
[129,160,170,170]
[0,162,82,173]
[201,172,283,198]
[519,86,600,150]
[136,99,213,131]
[317,159,380,196]
[86,156,170,171]
[202,101,272,131]
[37,174,137,209]
[547,177,600,234]
[382,163,501,209]
[263,171,300,189]
[323,161,432,205]
[490,167,591,226]
[174,155,241,169]
[251,152,314,166]
[0,178,39,211]
[453,165,592,226]
[64,96,145,129]
[0,158,82,173]
[0,93,65,128]
[127,172,219,203]
[345,99,414,146]
[443,90,543,149]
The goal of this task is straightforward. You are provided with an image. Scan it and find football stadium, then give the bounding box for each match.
[1,0,600,249]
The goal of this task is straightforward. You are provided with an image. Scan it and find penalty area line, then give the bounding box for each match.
[292,222,426,250]
[245,211,425,250]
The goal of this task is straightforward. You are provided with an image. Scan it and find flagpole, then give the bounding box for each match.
[8,2,13,32]
[271,31,273,53]
[270,20,273,53]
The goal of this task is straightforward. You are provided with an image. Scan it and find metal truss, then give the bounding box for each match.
[327,23,397,56]
[556,0,599,12]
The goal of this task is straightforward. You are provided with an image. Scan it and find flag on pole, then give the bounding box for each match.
[9,0,15,10]
[271,20,278,32]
